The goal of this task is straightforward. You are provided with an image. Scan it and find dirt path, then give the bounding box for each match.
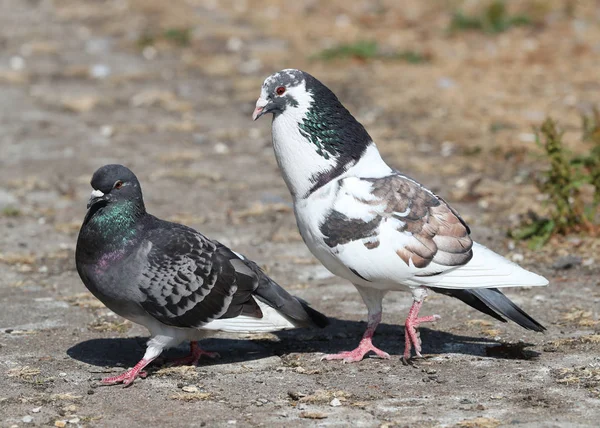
[1,1,599,427]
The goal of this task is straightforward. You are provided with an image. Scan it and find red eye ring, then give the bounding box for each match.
[275,86,286,96]
[114,180,123,189]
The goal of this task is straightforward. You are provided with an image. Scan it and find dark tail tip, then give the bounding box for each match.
[469,288,546,332]
[472,288,545,332]
[299,300,329,328]
[431,287,546,332]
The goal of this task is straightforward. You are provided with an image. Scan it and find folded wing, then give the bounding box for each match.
[319,173,547,289]
[136,223,327,332]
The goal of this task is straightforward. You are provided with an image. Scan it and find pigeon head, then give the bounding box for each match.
[88,164,143,208]
[252,69,309,121]
[253,69,374,198]
[78,165,147,265]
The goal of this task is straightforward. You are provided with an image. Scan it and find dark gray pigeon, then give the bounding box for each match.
[75,164,328,386]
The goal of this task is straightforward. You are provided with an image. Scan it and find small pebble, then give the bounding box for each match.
[100,125,114,138]
[511,253,524,262]
[10,56,25,70]
[182,385,198,393]
[214,142,230,154]
[329,398,342,407]
[440,141,455,157]
[22,415,34,423]
[437,77,455,89]
[90,64,111,79]
[518,133,536,143]
[68,417,80,424]
[31,407,41,413]
[226,37,243,52]
[142,46,157,60]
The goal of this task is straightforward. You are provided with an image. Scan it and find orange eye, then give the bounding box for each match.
[276,86,286,96]
[114,180,124,189]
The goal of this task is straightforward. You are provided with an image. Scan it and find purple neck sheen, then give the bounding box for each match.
[95,248,127,272]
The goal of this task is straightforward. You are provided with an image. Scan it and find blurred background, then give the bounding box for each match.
[2,0,600,257]
[1,1,599,426]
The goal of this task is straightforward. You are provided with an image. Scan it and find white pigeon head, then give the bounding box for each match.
[252,69,312,121]
[253,69,376,198]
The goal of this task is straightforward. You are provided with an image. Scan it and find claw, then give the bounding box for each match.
[322,338,390,363]
[403,299,440,360]
[168,341,220,367]
[99,357,154,386]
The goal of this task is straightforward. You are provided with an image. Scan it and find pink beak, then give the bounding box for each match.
[252,98,268,121]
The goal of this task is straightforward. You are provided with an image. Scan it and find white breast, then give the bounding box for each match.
[292,144,395,286]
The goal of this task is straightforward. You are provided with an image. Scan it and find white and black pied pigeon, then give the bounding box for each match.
[253,69,548,363]
[75,164,328,385]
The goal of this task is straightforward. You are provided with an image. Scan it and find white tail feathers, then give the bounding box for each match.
[200,299,297,333]
[419,242,549,289]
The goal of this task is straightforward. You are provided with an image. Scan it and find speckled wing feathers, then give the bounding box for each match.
[320,174,473,271]
[137,226,258,328]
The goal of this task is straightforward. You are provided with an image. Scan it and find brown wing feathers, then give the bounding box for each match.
[320,174,473,269]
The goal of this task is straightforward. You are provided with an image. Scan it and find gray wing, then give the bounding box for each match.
[320,173,473,272]
[137,224,260,328]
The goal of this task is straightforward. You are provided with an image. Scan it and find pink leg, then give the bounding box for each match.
[322,312,391,363]
[168,341,220,366]
[403,299,440,361]
[101,358,153,387]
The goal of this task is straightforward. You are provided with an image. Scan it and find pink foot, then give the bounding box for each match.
[168,341,220,367]
[101,358,152,386]
[322,338,390,363]
[403,300,440,361]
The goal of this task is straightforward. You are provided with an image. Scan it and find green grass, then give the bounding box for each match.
[162,28,192,47]
[450,1,532,34]
[1,206,20,217]
[138,27,192,48]
[510,117,600,249]
[579,108,600,205]
[312,41,428,64]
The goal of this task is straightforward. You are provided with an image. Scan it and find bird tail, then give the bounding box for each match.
[420,243,549,289]
[430,287,545,332]
[294,296,330,329]
[243,259,329,329]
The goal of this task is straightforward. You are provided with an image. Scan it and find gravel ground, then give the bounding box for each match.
[1,1,599,427]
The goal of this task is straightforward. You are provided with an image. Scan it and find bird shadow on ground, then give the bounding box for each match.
[67,318,539,370]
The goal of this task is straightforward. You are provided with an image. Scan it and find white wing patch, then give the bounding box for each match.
[200,299,297,333]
